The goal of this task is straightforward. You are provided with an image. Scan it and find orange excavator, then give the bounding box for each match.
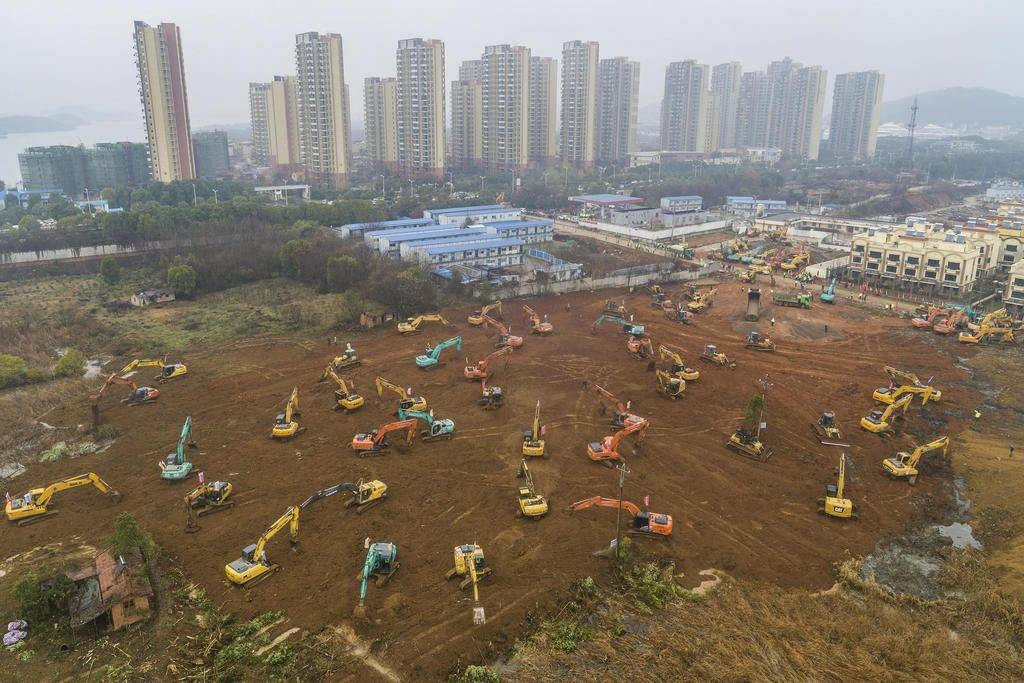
[911,306,949,329]
[933,310,967,335]
[586,418,649,465]
[351,419,417,456]
[569,496,673,538]
[595,385,646,429]
[94,374,159,406]
[464,345,513,381]
[522,304,554,335]
[482,313,523,349]
[626,335,655,359]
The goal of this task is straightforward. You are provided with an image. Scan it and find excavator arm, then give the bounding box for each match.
[609,419,648,451]
[882,393,914,422]
[34,472,116,509]
[658,344,683,366]
[570,496,641,517]
[374,419,418,447]
[250,507,300,566]
[375,377,405,402]
[883,366,923,388]
[283,387,299,424]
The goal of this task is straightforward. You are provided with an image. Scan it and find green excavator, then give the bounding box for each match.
[353,539,400,619]
[159,415,197,481]
[397,408,456,441]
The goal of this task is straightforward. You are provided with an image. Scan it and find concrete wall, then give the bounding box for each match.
[575,218,732,241]
[483,262,720,298]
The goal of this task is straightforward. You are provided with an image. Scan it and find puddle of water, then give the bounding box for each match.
[937,522,982,550]
[83,360,105,380]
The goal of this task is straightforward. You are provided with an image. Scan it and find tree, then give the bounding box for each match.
[54,348,87,378]
[99,256,122,285]
[110,512,156,560]
[167,264,197,298]
[326,255,360,292]
[0,354,28,389]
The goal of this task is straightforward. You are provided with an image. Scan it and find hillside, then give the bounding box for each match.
[0,115,79,136]
[881,87,1024,127]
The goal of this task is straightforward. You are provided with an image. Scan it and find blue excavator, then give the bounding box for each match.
[820,278,837,304]
[397,408,456,441]
[160,416,197,481]
[592,314,644,337]
[353,539,400,619]
[415,336,462,369]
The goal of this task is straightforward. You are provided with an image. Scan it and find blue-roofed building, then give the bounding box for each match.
[481,218,553,244]
[424,204,522,225]
[332,217,435,239]
[411,237,524,268]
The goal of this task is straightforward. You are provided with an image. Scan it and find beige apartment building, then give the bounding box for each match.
[481,45,532,171]
[660,60,709,152]
[597,57,640,164]
[1004,259,1024,311]
[364,77,399,172]
[396,38,446,179]
[830,70,885,160]
[528,56,558,167]
[450,77,483,169]
[133,21,195,182]
[848,223,1001,294]
[560,40,600,167]
[710,62,742,150]
[249,76,300,170]
[294,32,352,187]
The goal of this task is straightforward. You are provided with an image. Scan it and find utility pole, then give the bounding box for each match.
[614,462,630,558]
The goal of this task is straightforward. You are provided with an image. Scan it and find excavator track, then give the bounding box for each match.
[16,511,60,527]
[242,565,281,589]
[196,501,235,518]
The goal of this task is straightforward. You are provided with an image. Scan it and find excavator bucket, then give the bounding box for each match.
[473,606,486,625]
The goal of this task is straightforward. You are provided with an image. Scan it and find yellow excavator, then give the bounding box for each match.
[468,301,502,326]
[522,400,545,457]
[397,314,449,335]
[872,366,942,405]
[658,344,700,381]
[225,505,300,587]
[687,287,717,313]
[184,480,234,532]
[959,325,1015,344]
[883,435,949,485]
[446,544,490,625]
[517,460,548,518]
[320,364,364,412]
[656,370,684,399]
[375,376,428,413]
[5,472,120,525]
[342,480,389,513]
[818,453,856,519]
[966,308,1010,332]
[119,357,188,383]
[271,387,305,439]
[860,392,913,435]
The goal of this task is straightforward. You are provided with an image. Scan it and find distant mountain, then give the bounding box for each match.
[639,101,661,127]
[0,115,78,136]
[49,105,132,123]
[880,88,1024,127]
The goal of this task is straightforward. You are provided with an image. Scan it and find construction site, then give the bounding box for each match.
[0,278,994,679]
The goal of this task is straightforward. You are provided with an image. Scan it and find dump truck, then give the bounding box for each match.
[745,288,761,321]
[772,292,812,309]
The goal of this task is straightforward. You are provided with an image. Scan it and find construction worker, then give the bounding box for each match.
[770,317,776,327]
[974,409,982,421]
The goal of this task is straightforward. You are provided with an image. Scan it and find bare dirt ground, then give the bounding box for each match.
[0,280,979,679]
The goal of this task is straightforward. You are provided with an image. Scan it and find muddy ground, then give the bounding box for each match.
[0,280,981,679]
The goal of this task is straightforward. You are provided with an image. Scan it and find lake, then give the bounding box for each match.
[0,120,146,189]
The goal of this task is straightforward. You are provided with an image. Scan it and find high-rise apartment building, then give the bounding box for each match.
[133,21,195,183]
[710,62,742,149]
[193,130,230,179]
[19,143,150,194]
[395,38,446,179]
[560,40,599,167]
[596,57,640,164]
[364,77,399,172]
[294,32,352,187]
[765,57,827,160]
[528,56,558,167]
[661,60,709,152]
[830,70,885,160]
[736,71,770,147]
[249,76,300,170]
[480,45,531,171]
[450,75,483,169]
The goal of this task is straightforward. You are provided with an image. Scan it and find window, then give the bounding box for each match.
[888,254,901,262]
[905,268,916,277]
[926,258,940,267]
[852,256,862,264]
[885,265,898,273]
[924,270,937,279]
[868,250,882,258]
[1006,244,1019,252]
[944,273,958,282]
[866,262,879,271]
[906,256,920,265]
[946,262,960,271]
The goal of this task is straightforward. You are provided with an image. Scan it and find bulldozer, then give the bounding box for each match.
[329,343,361,370]
[271,387,305,439]
[184,479,233,532]
[517,460,548,518]
[687,287,717,313]
[416,336,462,369]
[594,385,645,429]
[569,496,673,538]
[656,370,683,399]
[341,480,388,513]
[860,393,913,435]
[587,418,649,465]
[813,412,843,443]
[592,314,644,337]
[320,364,365,412]
[818,453,856,519]
[482,313,524,349]
[397,408,456,441]
[119,357,188,383]
[375,376,428,413]
[159,415,198,480]
[699,343,736,367]
[745,331,776,351]
[603,299,628,316]
[523,304,554,335]
[522,401,546,457]
[464,345,513,381]
[94,374,159,406]
[352,419,417,455]
[353,540,400,619]
[658,344,700,381]
[626,335,655,360]
[883,435,949,485]
[737,270,756,283]
[6,472,120,526]
[468,301,501,327]
[726,391,772,461]
[397,314,449,335]
[872,366,941,406]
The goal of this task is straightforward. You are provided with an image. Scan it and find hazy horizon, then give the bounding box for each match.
[4,0,1022,129]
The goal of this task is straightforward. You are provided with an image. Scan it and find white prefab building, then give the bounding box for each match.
[369,226,491,256]
[425,204,523,226]
[410,237,524,268]
[608,206,660,226]
[334,217,434,238]
[660,195,703,213]
[481,219,553,243]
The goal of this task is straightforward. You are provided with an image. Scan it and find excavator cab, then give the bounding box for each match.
[158,363,188,381]
[446,544,492,589]
[344,480,388,512]
[126,386,159,404]
[479,384,503,410]
[272,413,301,439]
[633,511,673,536]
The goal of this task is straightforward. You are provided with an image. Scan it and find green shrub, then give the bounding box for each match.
[11,569,76,623]
[548,618,596,652]
[100,257,122,285]
[621,562,681,613]
[39,440,99,462]
[450,665,501,682]
[110,513,156,560]
[24,367,52,384]
[0,354,28,389]
[96,424,121,440]
[168,264,198,298]
[54,348,87,378]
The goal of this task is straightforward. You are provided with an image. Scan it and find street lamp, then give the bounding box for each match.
[191,183,197,207]
[479,175,486,194]
[380,174,386,198]
[212,188,219,204]
[598,166,607,184]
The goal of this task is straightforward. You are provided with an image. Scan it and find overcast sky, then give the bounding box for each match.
[5,0,1021,127]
